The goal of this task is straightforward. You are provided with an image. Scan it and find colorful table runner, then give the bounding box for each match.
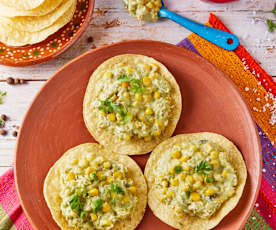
[0,13,275,230]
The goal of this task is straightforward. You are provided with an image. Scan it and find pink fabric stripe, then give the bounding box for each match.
[255,178,276,228]
[0,168,33,229]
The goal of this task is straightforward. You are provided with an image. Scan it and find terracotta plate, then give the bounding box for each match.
[15,40,261,230]
[0,0,94,67]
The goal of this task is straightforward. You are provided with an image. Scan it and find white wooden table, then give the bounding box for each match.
[0,0,276,176]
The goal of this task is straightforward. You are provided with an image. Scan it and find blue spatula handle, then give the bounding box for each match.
[158,8,239,51]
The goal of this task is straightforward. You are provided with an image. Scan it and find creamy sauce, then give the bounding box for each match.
[94,62,172,142]
[59,153,137,229]
[123,0,162,22]
[153,140,237,218]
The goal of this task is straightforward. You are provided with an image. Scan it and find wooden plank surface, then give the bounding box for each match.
[0,0,275,175]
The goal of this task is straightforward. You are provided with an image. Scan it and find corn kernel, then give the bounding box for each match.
[162,187,168,194]
[135,93,142,101]
[129,186,137,194]
[79,159,89,168]
[89,188,99,196]
[143,64,151,70]
[144,136,152,142]
[180,155,189,162]
[100,110,106,116]
[222,169,228,178]
[154,91,161,99]
[186,175,194,184]
[190,192,201,201]
[171,178,179,186]
[166,191,174,199]
[113,171,122,179]
[122,82,130,88]
[150,63,159,71]
[156,119,164,129]
[96,171,102,179]
[138,114,145,122]
[105,72,113,78]
[145,107,153,115]
[151,73,158,79]
[106,176,113,183]
[143,76,152,86]
[183,165,190,171]
[191,145,198,152]
[211,160,219,166]
[125,66,133,74]
[171,150,182,159]
[169,167,175,174]
[123,92,130,99]
[90,213,98,221]
[146,2,154,9]
[153,130,161,137]
[103,220,111,226]
[162,180,168,187]
[181,186,189,193]
[103,161,111,169]
[71,181,77,186]
[193,181,202,190]
[193,174,204,182]
[204,188,215,196]
[102,202,111,213]
[67,172,75,180]
[124,134,131,141]
[180,173,186,181]
[85,167,94,175]
[71,158,78,165]
[227,190,235,197]
[210,150,219,158]
[143,94,151,103]
[123,196,130,203]
[111,94,118,101]
[87,152,95,161]
[154,0,162,7]
[107,113,116,122]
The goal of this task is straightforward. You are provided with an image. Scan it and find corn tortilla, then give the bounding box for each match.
[0,0,74,32]
[144,132,247,230]
[0,0,63,17]
[44,143,147,230]
[83,54,182,155]
[0,0,45,11]
[0,1,76,46]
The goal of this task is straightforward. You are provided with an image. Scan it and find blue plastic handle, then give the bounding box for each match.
[158,7,239,51]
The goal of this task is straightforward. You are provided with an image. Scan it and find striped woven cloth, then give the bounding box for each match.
[0,13,275,230]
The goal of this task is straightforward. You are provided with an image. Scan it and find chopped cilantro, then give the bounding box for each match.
[0,119,2,124]
[110,184,125,204]
[185,190,191,198]
[195,160,213,175]
[174,166,183,173]
[69,192,84,214]
[267,19,276,32]
[92,172,98,181]
[265,4,276,16]
[205,177,213,183]
[80,210,87,219]
[118,74,145,93]
[93,199,103,213]
[99,98,130,122]
[0,91,7,104]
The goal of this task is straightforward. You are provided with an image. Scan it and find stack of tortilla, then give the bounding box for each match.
[0,0,77,46]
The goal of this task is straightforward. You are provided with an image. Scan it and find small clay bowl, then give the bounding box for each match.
[0,0,95,67]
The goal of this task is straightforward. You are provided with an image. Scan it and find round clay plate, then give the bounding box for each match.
[0,0,94,67]
[15,40,261,230]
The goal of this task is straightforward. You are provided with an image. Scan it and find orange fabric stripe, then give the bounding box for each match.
[187,24,276,147]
